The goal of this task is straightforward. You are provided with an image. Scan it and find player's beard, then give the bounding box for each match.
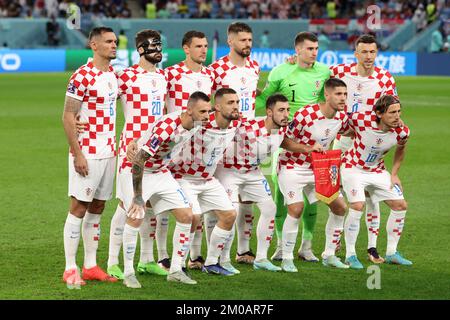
[144,53,162,64]
[236,47,251,58]
[273,117,288,128]
[224,110,240,120]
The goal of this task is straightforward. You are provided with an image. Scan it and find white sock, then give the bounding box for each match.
[386,210,406,256]
[323,210,345,259]
[219,224,235,264]
[123,224,139,276]
[190,216,203,260]
[282,215,299,260]
[170,222,192,273]
[156,211,169,261]
[139,209,156,264]
[204,211,218,249]
[64,212,82,271]
[344,208,363,258]
[82,212,101,269]
[365,197,380,249]
[107,205,127,267]
[255,199,276,262]
[237,202,253,254]
[205,226,232,266]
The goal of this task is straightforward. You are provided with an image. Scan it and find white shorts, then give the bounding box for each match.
[119,170,190,218]
[215,166,272,203]
[278,168,318,205]
[68,155,115,202]
[341,166,404,203]
[177,177,235,215]
[333,135,353,153]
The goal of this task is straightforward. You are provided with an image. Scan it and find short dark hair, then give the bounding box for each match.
[294,32,318,46]
[89,27,114,41]
[228,22,252,35]
[266,94,288,110]
[135,29,161,49]
[374,95,400,122]
[324,78,347,90]
[355,34,378,49]
[214,88,237,100]
[182,30,207,47]
[188,91,210,105]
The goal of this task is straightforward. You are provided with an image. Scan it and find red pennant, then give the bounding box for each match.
[311,150,342,204]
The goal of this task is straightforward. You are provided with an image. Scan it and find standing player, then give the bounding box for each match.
[209,22,260,265]
[278,78,351,272]
[160,30,214,271]
[106,29,168,280]
[62,27,118,288]
[170,88,241,276]
[330,34,398,264]
[216,94,324,272]
[341,95,412,268]
[124,92,212,287]
[256,32,331,262]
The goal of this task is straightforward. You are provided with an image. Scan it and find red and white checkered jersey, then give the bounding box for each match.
[117,65,167,172]
[209,55,260,119]
[223,117,286,173]
[343,111,410,173]
[66,61,118,159]
[140,112,196,173]
[165,62,214,113]
[170,112,241,180]
[279,104,349,170]
[330,63,397,114]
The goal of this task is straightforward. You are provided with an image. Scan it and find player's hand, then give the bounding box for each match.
[128,196,145,220]
[310,143,324,153]
[285,54,297,65]
[74,153,88,177]
[391,175,403,191]
[75,119,88,134]
[398,119,405,127]
[126,140,138,163]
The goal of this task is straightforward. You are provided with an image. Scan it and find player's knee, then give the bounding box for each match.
[220,210,237,227]
[177,210,193,225]
[392,200,407,211]
[350,202,365,212]
[89,201,105,214]
[287,203,303,219]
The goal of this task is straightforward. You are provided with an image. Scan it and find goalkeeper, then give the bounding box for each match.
[255,32,330,262]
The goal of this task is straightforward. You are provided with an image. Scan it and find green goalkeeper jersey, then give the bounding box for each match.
[256,61,331,119]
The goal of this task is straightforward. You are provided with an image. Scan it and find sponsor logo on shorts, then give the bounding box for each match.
[86,187,92,197]
[288,191,295,199]
[351,189,357,197]
[226,189,233,198]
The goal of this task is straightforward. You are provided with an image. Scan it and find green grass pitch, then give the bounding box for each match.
[0,72,449,300]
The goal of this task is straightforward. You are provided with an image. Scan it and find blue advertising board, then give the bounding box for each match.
[216,47,417,76]
[0,49,65,73]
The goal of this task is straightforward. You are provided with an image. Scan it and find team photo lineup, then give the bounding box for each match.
[61,22,412,290]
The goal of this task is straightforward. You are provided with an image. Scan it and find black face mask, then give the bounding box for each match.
[137,38,163,56]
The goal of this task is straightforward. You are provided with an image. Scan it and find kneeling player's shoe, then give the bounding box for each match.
[82,266,118,282]
[281,259,298,273]
[157,258,171,271]
[202,263,234,276]
[188,256,205,270]
[367,247,385,264]
[345,255,364,269]
[167,271,197,284]
[123,274,142,289]
[220,262,240,274]
[235,251,256,264]
[322,255,350,269]
[137,261,168,276]
[385,252,413,266]
[107,264,124,280]
[63,268,86,289]
[254,259,282,272]
[271,246,283,262]
[298,250,320,262]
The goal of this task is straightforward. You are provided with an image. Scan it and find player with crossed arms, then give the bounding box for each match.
[341,94,412,268]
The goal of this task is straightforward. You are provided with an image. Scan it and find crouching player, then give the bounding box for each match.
[342,94,412,268]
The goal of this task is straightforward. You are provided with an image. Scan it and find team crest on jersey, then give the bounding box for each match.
[108,82,112,89]
[329,165,338,186]
[357,83,363,91]
[240,77,246,85]
[315,80,321,89]
[376,138,383,145]
[196,80,202,89]
[152,79,157,87]
[324,128,331,137]
[288,191,295,199]
[67,82,76,94]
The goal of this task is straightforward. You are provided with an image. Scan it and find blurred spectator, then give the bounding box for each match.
[146,0,157,19]
[157,5,170,18]
[430,23,445,52]
[120,2,131,18]
[412,3,427,32]
[426,0,438,25]
[260,30,270,48]
[277,0,289,19]
[220,0,235,18]
[247,0,260,19]
[118,29,128,49]
[326,0,337,19]
[46,14,60,46]
[159,30,168,48]
[166,0,178,16]
[178,0,189,18]
[309,3,322,19]
[198,0,211,18]
[318,29,331,51]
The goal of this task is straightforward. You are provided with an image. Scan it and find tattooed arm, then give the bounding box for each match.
[62,96,89,177]
[128,149,151,219]
[281,137,324,153]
